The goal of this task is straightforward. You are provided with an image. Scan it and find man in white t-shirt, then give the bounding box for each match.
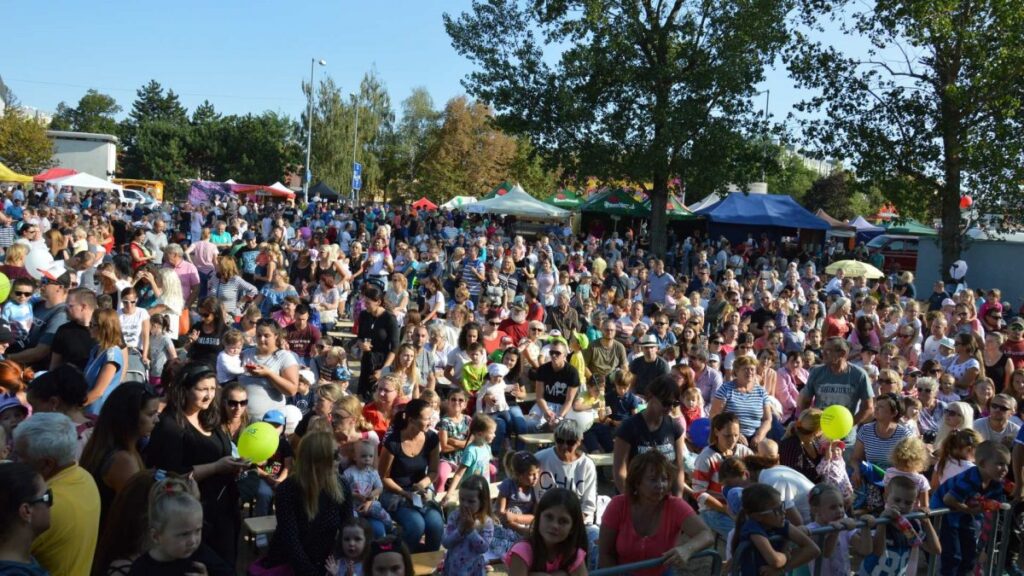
[973,394,1020,447]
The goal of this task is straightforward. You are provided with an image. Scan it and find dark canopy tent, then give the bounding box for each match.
[309,181,340,201]
[696,192,830,250]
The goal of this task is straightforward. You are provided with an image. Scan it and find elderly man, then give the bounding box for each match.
[164,243,201,310]
[14,412,101,576]
[583,318,628,388]
[546,291,580,338]
[535,419,600,566]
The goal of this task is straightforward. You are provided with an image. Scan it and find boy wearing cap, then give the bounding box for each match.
[1001,317,1024,370]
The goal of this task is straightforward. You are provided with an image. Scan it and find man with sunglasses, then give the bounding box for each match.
[7,270,73,371]
[527,340,580,430]
[629,334,670,398]
[799,337,874,444]
[973,393,1020,447]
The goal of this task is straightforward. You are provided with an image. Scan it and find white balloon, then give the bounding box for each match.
[950,260,968,280]
[24,249,54,280]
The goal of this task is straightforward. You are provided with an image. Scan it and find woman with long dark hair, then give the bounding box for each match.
[80,382,160,531]
[183,297,229,368]
[218,382,249,443]
[356,284,399,400]
[91,470,160,576]
[143,362,249,563]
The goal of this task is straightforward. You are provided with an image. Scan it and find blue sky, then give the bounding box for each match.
[5,1,821,126]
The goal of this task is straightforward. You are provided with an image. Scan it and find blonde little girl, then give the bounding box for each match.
[883,436,931,510]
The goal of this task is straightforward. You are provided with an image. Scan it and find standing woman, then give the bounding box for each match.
[218,382,249,443]
[143,362,249,563]
[237,320,300,421]
[379,398,443,552]
[356,284,400,400]
[824,297,852,340]
[182,298,228,368]
[127,229,153,272]
[850,392,912,510]
[79,382,160,530]
[0,462,52,574]
[84,309,128,417]
[207,255,258,320]
[257,431,355,576]
[947,332,983,399]
[147,268,185,341]
[983,332,1013,394]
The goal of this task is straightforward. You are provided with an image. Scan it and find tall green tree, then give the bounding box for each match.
[380,87,443,202]
[788,0,1024,281]
[445,0,790,257]
[507,137,560,198]
[0,110,53,174]
[188,100,224,180]
[220,113,301,184]
[120,80,189,179]
[765,146,825,201]
[305,76,352,196]
[419,96,517,201]
[50,89,122,134]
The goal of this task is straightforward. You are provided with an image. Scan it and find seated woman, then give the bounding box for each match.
[599,451,715,576]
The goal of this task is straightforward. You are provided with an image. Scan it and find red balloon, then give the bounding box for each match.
[960,195,973,209]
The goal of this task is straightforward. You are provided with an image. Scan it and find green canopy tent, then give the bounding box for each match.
[652,194,698,221]
[580,188,649,217]
[483,181,516,200]
[883,218,938,236]
[543,189,583,208]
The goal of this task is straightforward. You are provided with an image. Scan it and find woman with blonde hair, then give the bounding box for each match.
[0,242,30,279]
[144,267,185,340]
[257,431,354,575]
[84,308,128,416]
[207,254,258,319]
[381,343,423,399]
[934,400,974,448]
[384,272,410,325]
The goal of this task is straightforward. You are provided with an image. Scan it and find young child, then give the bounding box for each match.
[216,329,246,384]
[342,440,393,526]
[932,441,1012,576]
[327,517,372,576]
[363,535,414,576]
[289,368,317,416]
[477,363,511,420]
[442,414,496,502]
[442,474,495,576]
[807,483,874,576]
[2,277,34,347]
[437,390,472,491]
[495,451,540,538]
[461,342,489,396]
[884,436,931,510]
[937,373,960,404]
[0,395,28,457]
[901,397,922,437]
[815,439,854,505]
[147,314,176,392]
[718,456,750,519]
[252,410,294,520]
[731,483,820,576]
[568,369,604,435]
[586,370,638,454]
[504,488,588,576]
[859,475,940,576]
[680,387,704,428]
[930,429,980,490]
[129,476,233,576]
[420,389,441,431]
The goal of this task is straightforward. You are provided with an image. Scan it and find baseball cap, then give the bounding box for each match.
[0,394,28,418]
[39,268,73,288]
[243,231,257,241]
[262,410,286,426]
[639,334,659,347]
[1009,317,1024,330]
[574,332,590,351]
[941,298,956,307]
[708,353,721,364]
[939,337,955,349]
[298,369,316,385]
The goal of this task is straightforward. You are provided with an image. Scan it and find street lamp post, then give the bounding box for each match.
[304,58,327,205]
[351,93,360,203]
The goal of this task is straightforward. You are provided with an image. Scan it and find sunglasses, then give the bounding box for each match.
[227,399,248,408]
[916,387,933,392]
[26,488,53,508]
[990,404,1011,412]
[13,291,32,297]
[877,379,894,385]
[944,409,962,417]
[710,340,723,345]
[549,350,564,357]
[555,438,579,446]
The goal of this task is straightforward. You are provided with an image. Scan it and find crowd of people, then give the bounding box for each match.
[0,181,1021,576]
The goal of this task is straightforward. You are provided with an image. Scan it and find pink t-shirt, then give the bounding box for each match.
[504,541,586,574]
[600,495,696,576]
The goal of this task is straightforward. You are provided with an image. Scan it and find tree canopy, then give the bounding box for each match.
[50,89,122,134]
[445,0,789,256]
[0,110,53,174]
[788,0,1024,280]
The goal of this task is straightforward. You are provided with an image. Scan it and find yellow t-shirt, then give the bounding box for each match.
[32,465,101,576]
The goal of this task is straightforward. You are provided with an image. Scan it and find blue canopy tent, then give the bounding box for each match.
[695,192,830,249]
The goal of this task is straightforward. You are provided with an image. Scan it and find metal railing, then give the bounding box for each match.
[731,509,950,576]
[590,548,722,576]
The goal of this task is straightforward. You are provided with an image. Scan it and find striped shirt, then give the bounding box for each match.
[713,381,769,437]
[460,260,485,297]
[208,275,258,316]
[856,422,912,467]
[692,443,754,509]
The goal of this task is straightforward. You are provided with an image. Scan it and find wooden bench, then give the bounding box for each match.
[412,550,445,576]
[242,515,277,542]
[589,452,613,467]
[518,433,554,448]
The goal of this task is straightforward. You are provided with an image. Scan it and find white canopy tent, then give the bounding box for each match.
[849,215,884,233]
[49,172,123,191]
[687,191,723,212]
[268,181,294,194]
[441,195,477,210]
[465,184,569,218]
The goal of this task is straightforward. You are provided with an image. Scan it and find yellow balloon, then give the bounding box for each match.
[820,405,854,440]
[237,422,280,464]
[0,272,10,303]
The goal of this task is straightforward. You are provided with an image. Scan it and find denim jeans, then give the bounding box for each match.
[255,478,275,517]
[392,504,444,553]
[939,519,978,576]
[700,509,734,540]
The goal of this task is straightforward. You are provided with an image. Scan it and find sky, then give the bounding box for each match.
[4,1,831,129]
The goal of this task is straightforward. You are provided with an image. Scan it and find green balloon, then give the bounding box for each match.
[0,272,9,303]
[237,422,280,464]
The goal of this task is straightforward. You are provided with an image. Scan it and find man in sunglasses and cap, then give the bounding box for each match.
[629,334,670,399]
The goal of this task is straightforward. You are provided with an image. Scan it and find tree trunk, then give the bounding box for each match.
[939,90,963,284]
[650,174,669,259]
